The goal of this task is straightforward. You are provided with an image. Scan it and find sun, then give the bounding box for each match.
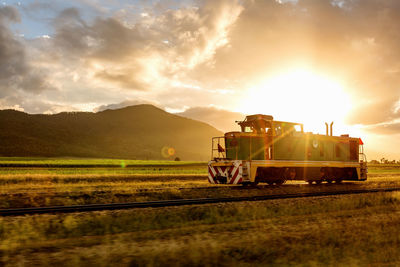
[238,68,353,134]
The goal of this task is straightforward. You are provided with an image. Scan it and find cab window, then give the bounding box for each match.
[274,126,282,135]
[244,126,252,133]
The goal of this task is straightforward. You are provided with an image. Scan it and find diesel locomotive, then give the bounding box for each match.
[208,114,367,185]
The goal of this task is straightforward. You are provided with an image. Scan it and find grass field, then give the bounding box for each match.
[2,193,400,266]
[1,158,400,266]
[0,157,206,167]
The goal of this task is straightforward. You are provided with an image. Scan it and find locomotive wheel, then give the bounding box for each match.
[286,168,296,180]
[252,181,259,186]
[242,181,258,187]
[320,168,327,180]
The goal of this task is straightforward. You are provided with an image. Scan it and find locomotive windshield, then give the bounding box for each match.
[243,124,272,134]
[238,114,303,135]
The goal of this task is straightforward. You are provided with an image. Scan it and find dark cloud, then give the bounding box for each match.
[50,8,157,89]
[53,8,92,56]
[52,7,151,60]
[0,6,52,96]
[0,7,26,89]
[364,121,400,135]
[94,69,148,91]
[0,6,20,22]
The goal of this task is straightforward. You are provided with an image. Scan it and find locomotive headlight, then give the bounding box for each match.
[312,139,319,149]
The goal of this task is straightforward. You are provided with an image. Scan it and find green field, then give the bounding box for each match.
[1,158,400,266]
[0,157,206,167]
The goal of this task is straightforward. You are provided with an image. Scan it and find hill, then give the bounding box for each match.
[0,105,223,161]
[177,106,245,132]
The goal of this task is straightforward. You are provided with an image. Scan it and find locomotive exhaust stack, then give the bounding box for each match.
[208,115,367,186]
[325,122,329,136]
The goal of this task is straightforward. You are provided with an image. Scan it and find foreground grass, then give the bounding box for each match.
[1,192,400,266]
[1,159,400,265]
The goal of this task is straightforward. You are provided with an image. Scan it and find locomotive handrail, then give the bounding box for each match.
[359,144,367,163]
[359,152,367,163]
[211,136,240,160]
[211,136,226,159]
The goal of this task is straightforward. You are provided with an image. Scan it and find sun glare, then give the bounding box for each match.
[238,69,354,135]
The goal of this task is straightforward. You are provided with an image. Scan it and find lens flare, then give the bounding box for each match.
[161,146,176,158]
[120,161,126,168]
[168,147,176,156]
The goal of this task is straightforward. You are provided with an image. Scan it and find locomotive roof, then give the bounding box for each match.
[237,114,302,127]
[243,114,273,122]
[236,114,272,127]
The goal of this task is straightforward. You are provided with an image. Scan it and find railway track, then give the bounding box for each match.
[2,187,400,216]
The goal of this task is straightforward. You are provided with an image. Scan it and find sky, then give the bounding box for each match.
[1,0,400,160]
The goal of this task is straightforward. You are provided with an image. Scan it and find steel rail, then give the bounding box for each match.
[2,187,400,216]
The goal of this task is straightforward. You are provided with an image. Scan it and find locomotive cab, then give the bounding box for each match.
[218,115,304,161]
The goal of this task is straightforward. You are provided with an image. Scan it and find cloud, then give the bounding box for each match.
[0,6,52,96]
[94,69,148,91]
[188,0,400,126]
[0,6,20,22]
[0,1,245,113]
[363,119,400,135]
[48,1,243,90]
[0,94,78,114]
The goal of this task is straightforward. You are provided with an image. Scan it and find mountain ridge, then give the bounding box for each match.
[0,104,222,161]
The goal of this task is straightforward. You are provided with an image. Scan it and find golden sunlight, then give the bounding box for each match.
[238,68,354,135]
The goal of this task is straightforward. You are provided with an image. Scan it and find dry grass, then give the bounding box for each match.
[2,179,400,209]
[0,164,400,208]
[1,161,400,265]
[1,192,400,266]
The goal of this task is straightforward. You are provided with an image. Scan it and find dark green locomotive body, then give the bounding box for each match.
[208,114,367,185]
[225,131,360,162]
